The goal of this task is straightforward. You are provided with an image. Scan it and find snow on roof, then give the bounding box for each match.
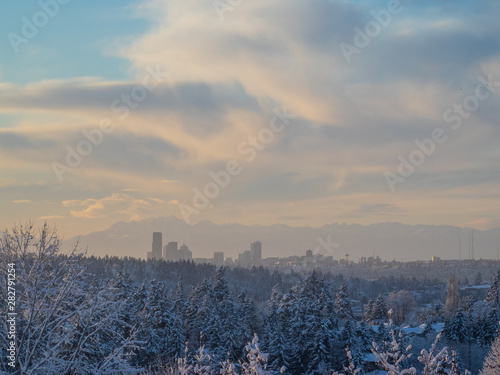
[369,322,444,335]
[462,284,491,289]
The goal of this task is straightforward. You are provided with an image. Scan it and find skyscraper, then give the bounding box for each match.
[178,244,192,261]
[250,241,262,265]
[164,241,178,261]
[152,232,162,260]
[214,252,224,267]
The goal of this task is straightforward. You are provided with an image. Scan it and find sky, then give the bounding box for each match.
[0,0,499,239]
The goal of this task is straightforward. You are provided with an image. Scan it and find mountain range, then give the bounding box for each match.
[65,217,500,262]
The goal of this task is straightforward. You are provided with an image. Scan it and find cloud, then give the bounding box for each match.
[13,200,33,204]
[121,0,500,125]
[0,0,500,237]
[68,193,147,219]
[148,197,165,204]
[63,199,97,207]
[39,215,65,220]
[65,193,179,221]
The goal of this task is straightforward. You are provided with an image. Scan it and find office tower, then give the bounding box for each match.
[238,251,252,267]
[152,232,162,260]
[178,244,192,261]
[250,241,262,265]
[164,241,178,261]
[214,252,224,267]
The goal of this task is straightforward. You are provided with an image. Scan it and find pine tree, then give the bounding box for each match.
[214,267,229,303]
[372,294,388,325]
[306,295,333,373]
[484,308,500,346]
[136,280,171,368]
[364,300,374,322]
[241,334,271,375]
[482,335,500,375]
[167,311,186,360]
[487,271,500,308]
[336,283,354,322]
[341,319,364,372]
[238,290,258,342]
[185,279,213,347]
[371,324,416,375]
[446,274,460,314]
[220,354,238,375]
[192,346,213,375]
[173,278,187,316]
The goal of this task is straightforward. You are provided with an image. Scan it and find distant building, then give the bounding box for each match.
[214,252,224,267]
[238,250,252,267]
[178,243,192,261]
[251,241,262,265]
[164,242,178,261]
[306,249,313,258]
[160,241,192,261]
[149,232,162,260]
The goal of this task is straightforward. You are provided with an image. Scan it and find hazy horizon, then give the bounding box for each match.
[59,216,500,261]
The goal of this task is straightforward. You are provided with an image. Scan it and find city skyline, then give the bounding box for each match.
[71,216,500,262]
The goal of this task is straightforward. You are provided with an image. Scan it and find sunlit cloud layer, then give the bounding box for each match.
[0,0,499,238]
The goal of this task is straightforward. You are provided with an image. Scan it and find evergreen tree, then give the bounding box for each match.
[173,278,187,316]
[482,335,500,375]
[214,267,230,303]
[446,274,460,314]
[336,283,354,322]
[241,334,271,375]
[238,290,258,342]
[364,300,374,322]
[487,271,500,308]
[135,280,171,368]
[372,294,388,325]
[484,308,500,346]
[185,279,213,347]
[341,319,364,372]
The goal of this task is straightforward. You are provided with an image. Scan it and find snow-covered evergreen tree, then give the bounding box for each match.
[365,300,375,323]
[486,271,500,308]
[336,283,354,322]
[372,294,389,325]
[372,323,416,375]
[241,334,271,375]
[482,335,500,375]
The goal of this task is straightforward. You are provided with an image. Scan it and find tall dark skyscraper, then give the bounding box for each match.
[250,241,262,265]
[152,232,162,260]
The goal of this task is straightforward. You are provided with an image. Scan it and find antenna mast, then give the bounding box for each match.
[458,227,461,260]
[471,228,474,260]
